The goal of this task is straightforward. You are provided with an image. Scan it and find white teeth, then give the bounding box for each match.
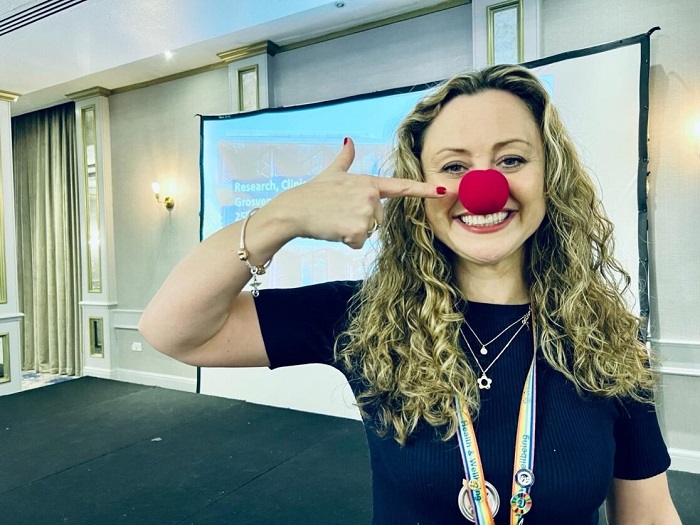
[459,211,509,226]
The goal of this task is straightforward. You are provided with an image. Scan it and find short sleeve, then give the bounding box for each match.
[612,397,671,480]
[253,280,360,369]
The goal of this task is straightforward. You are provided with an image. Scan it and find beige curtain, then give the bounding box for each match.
[12,103,82,376]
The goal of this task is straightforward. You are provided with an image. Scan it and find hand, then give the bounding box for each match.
[274,137,444,249]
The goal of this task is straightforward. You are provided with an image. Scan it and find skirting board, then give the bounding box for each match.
[83,366,196,393]
[658,365,700,377]
[82,366,116,380]
[669,448,700,474]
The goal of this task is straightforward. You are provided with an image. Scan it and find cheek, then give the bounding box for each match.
[423,199,439,227]
[424,192,456,223]
[423,173,460,219]
[509,173,545,206]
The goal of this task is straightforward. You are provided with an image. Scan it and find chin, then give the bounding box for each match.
[457,246,522,267]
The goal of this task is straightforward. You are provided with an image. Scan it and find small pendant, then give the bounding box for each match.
[477,373,492,390]
[514,468,535,488]
[251,276,261,297]
[458,480,500,522]
[480,346,488,355]
[510,490,533,516]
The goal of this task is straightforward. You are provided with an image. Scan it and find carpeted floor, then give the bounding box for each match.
[1,377,372,524]
[1,377,697,524]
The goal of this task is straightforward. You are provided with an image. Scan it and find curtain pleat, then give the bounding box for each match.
[12,103,82,376]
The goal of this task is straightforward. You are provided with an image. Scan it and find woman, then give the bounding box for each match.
[139,65,680,524]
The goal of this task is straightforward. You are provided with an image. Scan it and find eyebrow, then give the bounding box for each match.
[493,138,532,149]
[433,138,533,157]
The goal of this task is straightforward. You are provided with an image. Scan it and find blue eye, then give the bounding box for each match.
[500,156,526,169]
[443,163,466,175]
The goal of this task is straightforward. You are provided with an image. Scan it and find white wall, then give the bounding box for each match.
[108,67,230,388]
[541,0,700,473]
[0,98,22,396]
[273,6,472,106]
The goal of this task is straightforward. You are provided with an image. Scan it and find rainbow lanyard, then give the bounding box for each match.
[455,316,538,525]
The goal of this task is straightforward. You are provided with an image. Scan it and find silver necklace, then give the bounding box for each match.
[464,309,531,355]
[460,308,531,390]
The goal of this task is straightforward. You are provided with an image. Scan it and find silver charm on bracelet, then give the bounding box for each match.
[238,208,272,297]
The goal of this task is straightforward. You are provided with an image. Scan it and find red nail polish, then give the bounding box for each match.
[343,137,349,145]
[437,186,447,195]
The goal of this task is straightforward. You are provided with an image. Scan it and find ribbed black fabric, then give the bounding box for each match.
[255,280,671,525]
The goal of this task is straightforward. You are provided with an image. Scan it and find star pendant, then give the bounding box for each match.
[477,373,492,390]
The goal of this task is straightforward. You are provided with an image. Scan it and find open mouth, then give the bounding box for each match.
[458,211,510,227]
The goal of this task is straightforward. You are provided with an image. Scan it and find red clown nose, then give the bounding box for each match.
[458,169,509,215]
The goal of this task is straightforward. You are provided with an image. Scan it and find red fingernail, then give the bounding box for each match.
[437,186,446,195]
[343,137,349,145]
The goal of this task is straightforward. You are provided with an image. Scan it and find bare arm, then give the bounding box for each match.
[138,138,443,368]
[605,473,681,525]
[137,205,286,368]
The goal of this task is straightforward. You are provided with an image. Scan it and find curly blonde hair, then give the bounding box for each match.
[335,64,656,445]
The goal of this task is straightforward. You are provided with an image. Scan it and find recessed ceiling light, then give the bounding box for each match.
[164,50,174,60]
[335,2,345,7]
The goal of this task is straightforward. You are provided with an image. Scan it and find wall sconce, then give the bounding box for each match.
[152,182,174,210]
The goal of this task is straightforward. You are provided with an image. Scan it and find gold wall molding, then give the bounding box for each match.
[88,317,104,357]
[0,195,6,303]
[66,86,112,100]
[0,333,10,383]
[486,0,523,66]
[217,40,279,63]
[0,90,20,102]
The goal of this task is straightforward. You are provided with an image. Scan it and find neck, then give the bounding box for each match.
[456,261,530,305]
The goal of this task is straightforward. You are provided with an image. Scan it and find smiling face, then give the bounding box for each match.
[421,89,547,281]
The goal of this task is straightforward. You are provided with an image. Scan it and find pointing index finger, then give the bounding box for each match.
[376,177,446,199]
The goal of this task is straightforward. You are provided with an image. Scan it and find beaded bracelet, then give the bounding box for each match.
[238,208,272,297]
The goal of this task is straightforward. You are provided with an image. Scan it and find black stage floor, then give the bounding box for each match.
[1,377,697,524]
[0,377,372,524]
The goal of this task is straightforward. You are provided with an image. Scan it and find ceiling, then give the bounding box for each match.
[0,0,453,115]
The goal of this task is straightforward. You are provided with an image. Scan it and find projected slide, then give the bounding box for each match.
[201,91,427,287]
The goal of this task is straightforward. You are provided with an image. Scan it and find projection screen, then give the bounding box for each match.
[197,31,654,418]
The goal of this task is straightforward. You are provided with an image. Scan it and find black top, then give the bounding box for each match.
[254,280,671,525]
